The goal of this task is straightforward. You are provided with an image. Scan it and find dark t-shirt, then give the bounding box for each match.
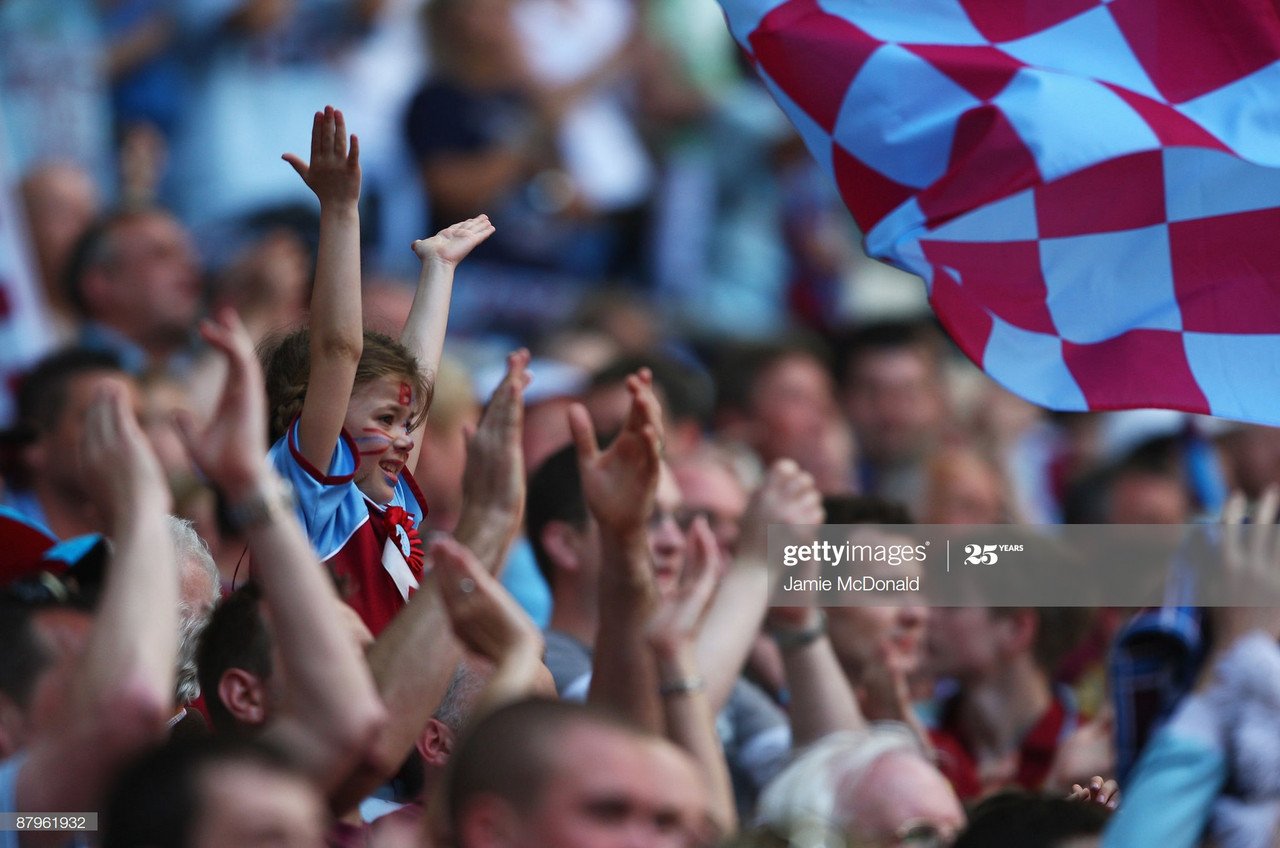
[405,81,529,162]
[403,76,624,279]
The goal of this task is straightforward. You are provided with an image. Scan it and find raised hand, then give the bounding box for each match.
[1213,486,1280,645]
[1049,708,1117,796]
[173,308,271,501]
[857,637,920,724]
[411,215,496,268]
[431,536,543,664]
[461,349,531,519]
[81,383,170,524]
[1068,775,1120,810]
[737,459,824,563]
[282,105,361,206]
[647,517,722,656]
[568,369,664,537]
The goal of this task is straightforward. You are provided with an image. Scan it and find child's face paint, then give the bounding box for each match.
[355,430,394,456]
[344,375,419,505]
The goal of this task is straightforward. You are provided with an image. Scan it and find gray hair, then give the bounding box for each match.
[167,516,219,704]
[756,723,925,842]
[433,658,492,733]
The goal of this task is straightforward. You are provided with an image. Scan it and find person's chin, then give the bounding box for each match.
[356,479,395,505]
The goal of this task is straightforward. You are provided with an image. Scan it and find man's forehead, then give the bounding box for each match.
[112,210,186,241]
[675,460,744,503]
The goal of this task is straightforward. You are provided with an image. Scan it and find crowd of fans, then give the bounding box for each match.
[4,3,1280,848]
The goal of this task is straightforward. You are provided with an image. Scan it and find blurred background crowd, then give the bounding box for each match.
[3,2,1280,847]
[6,0,1269,533]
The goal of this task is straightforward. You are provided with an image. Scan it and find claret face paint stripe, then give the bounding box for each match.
[356,430,394,456]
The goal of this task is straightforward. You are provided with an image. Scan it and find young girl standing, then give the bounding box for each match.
[260,106,493,634]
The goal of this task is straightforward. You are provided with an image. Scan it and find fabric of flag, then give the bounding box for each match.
[717,0,1280,424]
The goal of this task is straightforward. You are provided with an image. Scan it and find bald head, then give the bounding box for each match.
[448,699,709,848]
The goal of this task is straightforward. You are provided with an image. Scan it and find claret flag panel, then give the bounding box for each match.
[719,0,1280,424]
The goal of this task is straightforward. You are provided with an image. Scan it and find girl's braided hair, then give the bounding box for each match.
[261,328,433,443]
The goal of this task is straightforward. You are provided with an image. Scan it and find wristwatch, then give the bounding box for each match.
[225,475,296,532]
[770,610,828,651]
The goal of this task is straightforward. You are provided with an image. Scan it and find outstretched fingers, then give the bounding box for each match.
[310,109,323,162]
[332,107,347,159]
[568,402,600,465]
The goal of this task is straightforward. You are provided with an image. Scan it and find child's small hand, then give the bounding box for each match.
[283,105,360,206]
[412,215,495,267]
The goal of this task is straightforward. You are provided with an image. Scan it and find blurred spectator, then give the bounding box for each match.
[361,276,416,337]
[18,163,102,334]
[0,1,113,185]
[967,385,1060,525]
[1107,469,1193,526]
[512,0,653,216]
[0,380,180,839]
[168,0,384,243]
[166,516,220,717]
[527,441,792,810]
[926,602,1091,802]
[208,229,310,347]
[921,446,1013,525]
[1216,424,1280,502]
[414,358,481,534]
[445,698,710,848]
[837,320,951,509]
[4,348,138,539]
[671,444,751,558]
[583,352,714,463]
[100,1,185,140]
[954,791,1110,848]
[65,207,203,374]
[100,1,185,208]
[567,289,662,356]
[1063,437,1195,525]
[756,724,964,846]
[671,443,790,702]
[715,339,853,492]
[102,736,327,848]
[404,0,646,332]
[822,496,930,732]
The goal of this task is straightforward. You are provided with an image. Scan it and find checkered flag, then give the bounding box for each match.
[721,0,1280,423]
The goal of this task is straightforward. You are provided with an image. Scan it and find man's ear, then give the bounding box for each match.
[416,717,455,768]
[457,794,523,848]
[217,668,268,727]
[540,521,584,575]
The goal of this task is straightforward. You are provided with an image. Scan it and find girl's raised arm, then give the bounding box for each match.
[282,106,365,470]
